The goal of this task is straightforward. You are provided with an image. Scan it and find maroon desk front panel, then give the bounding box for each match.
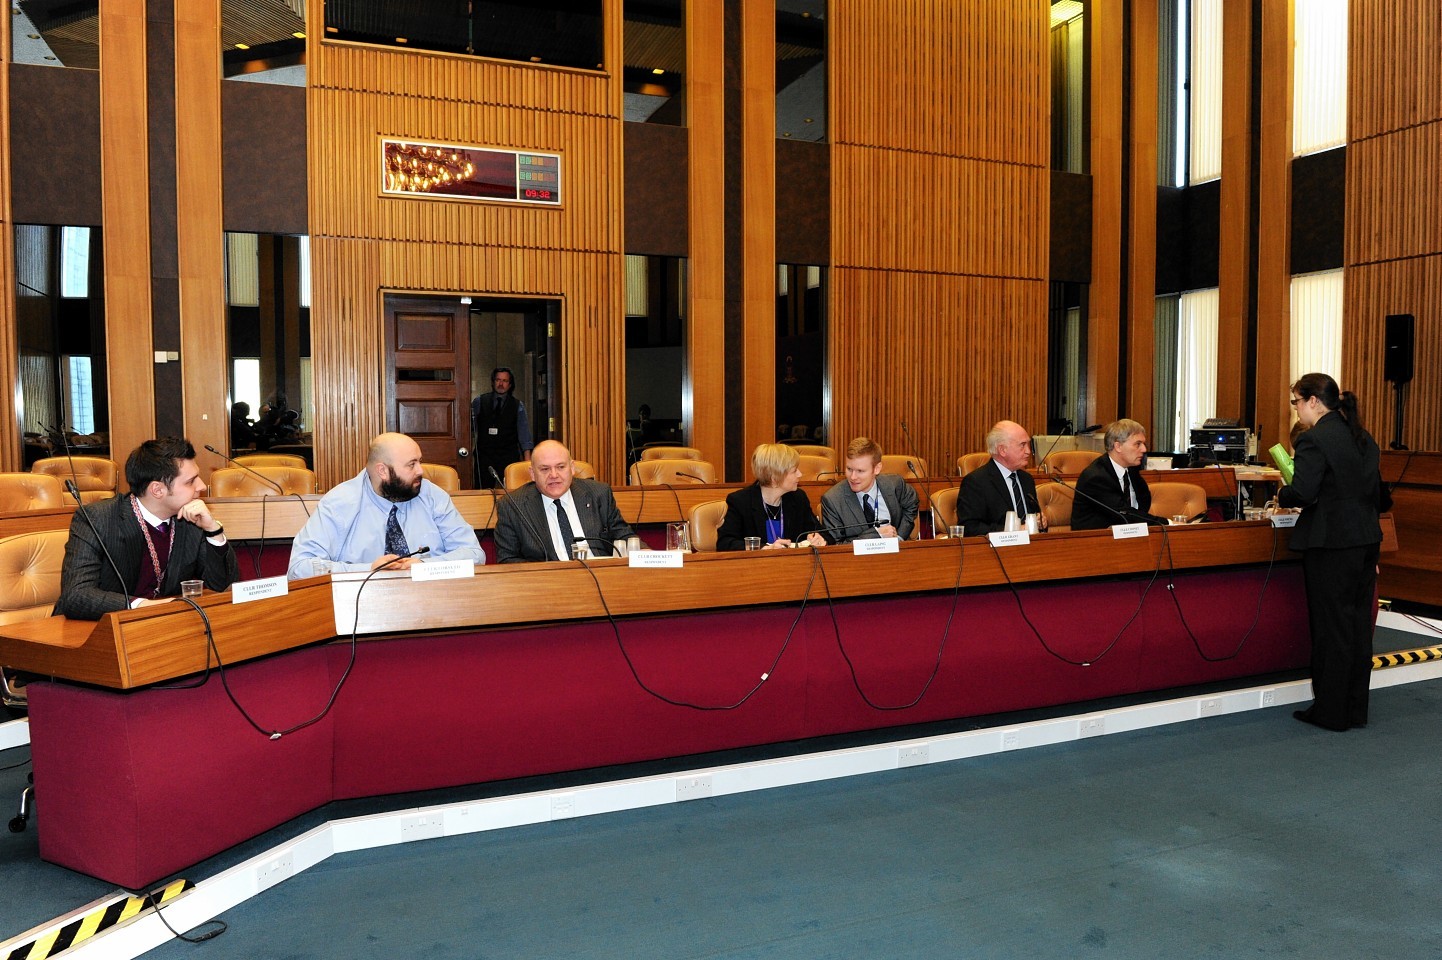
[28,565,1307,888]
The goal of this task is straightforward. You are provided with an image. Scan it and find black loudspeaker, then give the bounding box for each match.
[1384,314,1415,384]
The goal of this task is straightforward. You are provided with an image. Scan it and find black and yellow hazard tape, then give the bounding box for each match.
[1373,646,1442,670]
[2,879,192,960]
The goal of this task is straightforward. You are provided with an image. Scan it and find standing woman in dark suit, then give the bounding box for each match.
[1277,372,1383,731]
[717,444,827,550]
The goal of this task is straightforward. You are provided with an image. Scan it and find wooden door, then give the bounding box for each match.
[384,295,472,487]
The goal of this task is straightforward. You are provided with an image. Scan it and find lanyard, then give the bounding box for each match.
[130,495,175,598]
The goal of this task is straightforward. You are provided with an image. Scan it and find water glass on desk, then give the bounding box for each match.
[181,579,203,599]
[666,522,691,552]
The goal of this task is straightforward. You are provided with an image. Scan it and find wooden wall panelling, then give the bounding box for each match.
[1253,0,1294,455]
[0,6,18,469]
[687,0,727,476]
[174,1,228,463]
[1216,0,1254,420]
[1344,0,1442,453]
[1126,0,1158,435]
[1088,0,1124,426]
[307,7,626,488]
[100,0,157,473]
[829,1,1048,475]
[742,0,776,465]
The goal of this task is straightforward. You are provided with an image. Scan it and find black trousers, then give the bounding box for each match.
[1301,543,1380,728]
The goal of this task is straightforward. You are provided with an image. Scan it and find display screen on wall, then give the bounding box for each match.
[381,139,562,206]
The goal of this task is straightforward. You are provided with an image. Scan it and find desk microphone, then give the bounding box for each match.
[814,470,840,481]
[900,420,923,473]
[203,444,284,495]
[1046,472,1167,527]
[374,545,431,571]
[64,479,134,611]
[44,421,84,495]
[675,470,708,484]
[1035,421,1073,474]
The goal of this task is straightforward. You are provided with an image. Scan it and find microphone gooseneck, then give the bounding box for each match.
[675,470,707,484]
[1035,421,1073,475]
[491,466,560,561]
[203,444,284,495]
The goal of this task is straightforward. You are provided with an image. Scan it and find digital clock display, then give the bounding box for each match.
[382,139,562,207]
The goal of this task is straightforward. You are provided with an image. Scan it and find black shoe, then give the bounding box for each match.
[1293,709,1348,732]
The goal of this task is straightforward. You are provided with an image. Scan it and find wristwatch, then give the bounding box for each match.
[202,524,225,537]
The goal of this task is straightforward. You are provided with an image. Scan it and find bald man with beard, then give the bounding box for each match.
[287,432,484,578]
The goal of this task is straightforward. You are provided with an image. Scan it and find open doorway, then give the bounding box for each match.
[383,293,559,489]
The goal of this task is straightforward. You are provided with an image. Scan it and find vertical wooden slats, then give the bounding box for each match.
[0,6,19,469]
[1089,0,1124,427]
[175,1,228,463]
[1127,0,1160,436]
[829,0,1048,471]
[1344,0,1442,451]
[307,15,626,488]
[100,0,157,468]
[1253,0,1294,454]
[686,0,727,474]
[1216,0,1253,420]
[741,0,776,465]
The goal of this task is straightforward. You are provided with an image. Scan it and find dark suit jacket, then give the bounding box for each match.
[956,459,1041,535]
[1276,411,1382,551]
[56,494,241,620]
[1070,455,1165,530]
[495,477,636,562]
[716,484,821,550]
[820,473,919,542]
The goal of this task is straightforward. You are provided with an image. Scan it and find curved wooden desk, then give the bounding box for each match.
[13,523,1307,888]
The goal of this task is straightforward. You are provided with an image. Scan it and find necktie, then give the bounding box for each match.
[1122,471,1134,509]
[553,498,577,558]
[385,505,409,556]
[1009,472,1027,518]
[152,521,171,572]
[862,494,876,526]
[493,396,503,413]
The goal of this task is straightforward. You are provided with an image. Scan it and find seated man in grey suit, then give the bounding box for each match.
[495,440,636,561]
[820,437,919,543]
[1071,419,1168,529]
[956,420,1048,535]
[57,437,240,619]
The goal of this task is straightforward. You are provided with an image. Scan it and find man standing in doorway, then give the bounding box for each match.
[472,366,533,488]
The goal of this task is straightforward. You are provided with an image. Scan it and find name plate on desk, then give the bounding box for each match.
[987,530,1030,548]
[631,550,684,568]
[1269,513,1298,528]
[410,559,475,581]
[232,576,288,604]
[1111,523,1150,539]
[853,537,900,555]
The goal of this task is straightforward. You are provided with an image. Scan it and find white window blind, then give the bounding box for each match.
[1289,270,1344,387]
[226,233,260,307]
[1188,0,1222,184]
[1176,287,1219,436]
[1294,0,1348,156]
[625,255,648,317]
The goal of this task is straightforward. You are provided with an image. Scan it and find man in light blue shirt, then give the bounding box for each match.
[287,432,484,579]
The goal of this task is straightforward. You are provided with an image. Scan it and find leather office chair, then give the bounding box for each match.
[789,444,837,462]
[0,473,65,512]
[1147,482,1208,522]
[232,454,307,469]
[0,530,68,717]
[629,459,717,486]
[1034,481,1074,532]
[209,466,318,497]
[572,460,596,480]
[795,455,838,482]
[640,445,702,461]
[422,463,461,492]
[1041,449,1101,475]
[31,456,118,504]
[879,455,927,478]
[687,499,729,552]
[929,486,961,531]
[957,452,991,477]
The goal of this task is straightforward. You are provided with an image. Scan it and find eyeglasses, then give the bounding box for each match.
[1289,397,1302,406]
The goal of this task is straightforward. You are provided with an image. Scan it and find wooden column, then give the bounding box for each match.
[687,0,727,476]
[100,0,157,466]
[0,4,19,469]
[741,0,776,465]
[1254,0,1294,453]
[175,0,228,460]
[1088,0,1124,426]
[1216,0,1253,420]
[1126,0,1159,433]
